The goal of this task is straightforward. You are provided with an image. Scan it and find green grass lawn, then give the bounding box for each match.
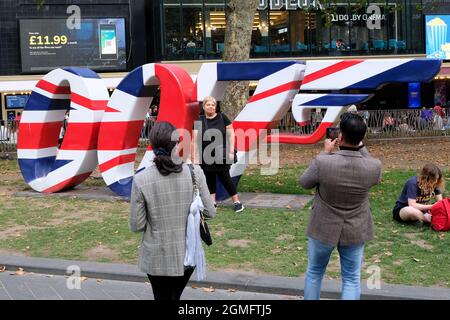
[0,160,449,287]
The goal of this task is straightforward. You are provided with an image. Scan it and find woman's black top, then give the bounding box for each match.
[196,112,232,172]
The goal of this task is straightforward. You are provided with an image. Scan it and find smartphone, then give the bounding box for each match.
[99,24,118,60]
[326,127,340,140]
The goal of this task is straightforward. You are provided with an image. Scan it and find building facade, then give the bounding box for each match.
[159,0,426,61]
[0,0,151,76]
[1,0,450,118]
[1,0,449,74]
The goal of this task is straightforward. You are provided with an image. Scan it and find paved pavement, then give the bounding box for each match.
[0,272,300,300]
[15,187,313,210]
[1,255,450,300]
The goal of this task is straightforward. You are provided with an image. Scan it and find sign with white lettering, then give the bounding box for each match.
[258,0,322,10]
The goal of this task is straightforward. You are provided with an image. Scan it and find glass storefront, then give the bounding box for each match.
[160,0,425,61]
[162,0,225,60]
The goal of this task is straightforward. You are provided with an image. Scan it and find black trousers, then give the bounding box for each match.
[147,267,195,301]
[204,169,237,197]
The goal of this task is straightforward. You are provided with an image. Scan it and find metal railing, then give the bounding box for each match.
[138,116,157,148]
[277,108,450,139]
[0,120,18,153]
[135,110,450,149]
[3,109,450,154]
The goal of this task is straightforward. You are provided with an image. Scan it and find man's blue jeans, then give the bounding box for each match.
[304,237,365,300]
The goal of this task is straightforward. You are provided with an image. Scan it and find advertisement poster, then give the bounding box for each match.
[434,80,447,105]
[20,18,126,73]
[426,15,450,59]
[5,95,29,109]
[408,82,421,108]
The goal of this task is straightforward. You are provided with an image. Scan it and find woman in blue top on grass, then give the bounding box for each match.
[392,163,444,225]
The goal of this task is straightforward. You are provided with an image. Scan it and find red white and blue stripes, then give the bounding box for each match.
[97,63,196,197]
[17,59,442,198]
[273,58,442,144]
[301,59,441,90]
[18,68,109,193]
[196,61,305,200]
[276,93,370,144]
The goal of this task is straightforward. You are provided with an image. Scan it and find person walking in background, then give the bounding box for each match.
[433,108,444,131]
[299,112,382,300]
[11,112,22,139]
[433,102,445,118]
[419,107,433,129]
[312,107,323,130]
[151,105,159,117]
[392,163,444,225]
[14,112,21,123]
[58,110,69,146]
[129,121,216,301]
[192,96,244,213]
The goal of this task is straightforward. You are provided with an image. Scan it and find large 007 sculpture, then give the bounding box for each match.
[17,59,441,199]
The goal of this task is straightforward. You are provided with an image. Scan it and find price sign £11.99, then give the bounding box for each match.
[29,34,69,46]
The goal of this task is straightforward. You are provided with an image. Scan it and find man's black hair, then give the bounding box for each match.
[339,112,367,146]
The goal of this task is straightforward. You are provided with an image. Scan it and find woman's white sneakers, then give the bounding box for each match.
[233,201,244,213]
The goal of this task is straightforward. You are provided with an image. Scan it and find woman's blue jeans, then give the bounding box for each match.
[304,237,365,300]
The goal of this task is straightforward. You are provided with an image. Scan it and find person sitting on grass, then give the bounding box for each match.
[392,163,444,225]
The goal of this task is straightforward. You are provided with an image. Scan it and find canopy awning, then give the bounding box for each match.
[435,63,450,79]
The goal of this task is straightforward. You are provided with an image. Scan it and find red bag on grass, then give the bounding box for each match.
[430,198,450,232]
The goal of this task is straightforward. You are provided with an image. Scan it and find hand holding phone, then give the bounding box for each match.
[326,127,340,140]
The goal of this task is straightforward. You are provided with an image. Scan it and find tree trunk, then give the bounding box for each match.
[221,0,259,120]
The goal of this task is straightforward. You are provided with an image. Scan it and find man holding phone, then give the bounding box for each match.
[299,112,382,300]
[326,127,340,141]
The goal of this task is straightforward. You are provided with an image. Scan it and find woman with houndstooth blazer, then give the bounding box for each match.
[129,122,216,300]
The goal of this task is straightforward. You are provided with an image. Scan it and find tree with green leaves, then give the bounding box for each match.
[221,0,260,120]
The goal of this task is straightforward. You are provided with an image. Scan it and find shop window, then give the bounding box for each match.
[204,7,225,58]
[305,10,327,56]
[251,10,269,57]
[270,11,290,56]
[163,1,182,60]
[289,10,308,54]
[386,0,406,54]
[329,5,351,56]
[349,5,370,54]
[367,2,388,54]
[181,6,204,60]
[408,0,424,54]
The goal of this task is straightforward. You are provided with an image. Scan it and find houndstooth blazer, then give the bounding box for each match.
[129,163,216,276]
[299,147,382,246]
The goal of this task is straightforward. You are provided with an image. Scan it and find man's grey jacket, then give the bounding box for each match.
[299,147,382,246]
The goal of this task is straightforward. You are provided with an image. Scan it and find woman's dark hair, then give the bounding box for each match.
[149,121,182,176]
